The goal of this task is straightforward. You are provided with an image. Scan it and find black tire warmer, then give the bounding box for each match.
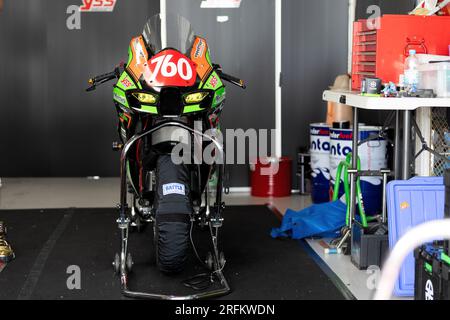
[154,155,192,273]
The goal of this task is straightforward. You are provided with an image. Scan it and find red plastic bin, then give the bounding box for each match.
[250,157,292,198]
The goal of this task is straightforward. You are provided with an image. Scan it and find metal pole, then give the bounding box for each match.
[160,0,167,49]
[394,111,401,180]
[275,0,282,158]
[300,155,306,194]
[348,0,357,73]
[402,111,412,180]
[349,108,359,227]
[381,170,389,224]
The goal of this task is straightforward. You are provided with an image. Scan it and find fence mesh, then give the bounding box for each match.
[431,108,449,176]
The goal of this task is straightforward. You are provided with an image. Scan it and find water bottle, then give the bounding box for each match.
[404,49,420,88]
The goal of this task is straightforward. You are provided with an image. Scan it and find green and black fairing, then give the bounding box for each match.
[111,44,227,198]
[112,66,226,117]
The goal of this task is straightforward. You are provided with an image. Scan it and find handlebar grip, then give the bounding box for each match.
[92,71,117,84]
[217,70,246,89]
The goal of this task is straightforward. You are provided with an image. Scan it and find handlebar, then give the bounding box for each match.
[86,64,124,92]
[213,64,246,89]
[89,71,117,84]
[86,63,246,92]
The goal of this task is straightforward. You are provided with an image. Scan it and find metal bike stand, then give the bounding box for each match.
[116,122,231,300]
[403,111,412,180]
[336,109,393,255]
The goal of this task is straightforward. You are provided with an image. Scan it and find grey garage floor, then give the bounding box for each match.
[0,177,405,300]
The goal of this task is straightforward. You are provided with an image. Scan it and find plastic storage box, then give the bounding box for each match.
[418,62,450,98]
[351,223,389,270]
[387,178,445,296]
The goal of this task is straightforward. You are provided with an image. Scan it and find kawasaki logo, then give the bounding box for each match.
[113,92,127,106]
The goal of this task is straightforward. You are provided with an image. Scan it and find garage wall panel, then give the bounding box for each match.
[282,0,349,188]
[0,0,159,177]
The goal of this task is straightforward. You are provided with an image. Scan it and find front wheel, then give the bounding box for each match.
[153,155,192,273]
[154,214,190,273]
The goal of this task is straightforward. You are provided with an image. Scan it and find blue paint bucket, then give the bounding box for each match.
[310,123,331,203]
[330,126,388,215]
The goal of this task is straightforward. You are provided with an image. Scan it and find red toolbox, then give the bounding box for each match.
[352,15,450,91]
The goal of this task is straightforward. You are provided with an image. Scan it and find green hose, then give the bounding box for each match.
[332,153,368,228]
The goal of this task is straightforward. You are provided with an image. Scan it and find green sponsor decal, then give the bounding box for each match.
[117,72,137,91]
[204,71,223,90]
[127,46,133,67]
[206,48,212,66]
[183,104,203,113]
[213,87,226,107]
[140,105,158,114]
[441,252,450,265]
[425,262,433,274]
[119,113,128,121]
[113,87,129,107]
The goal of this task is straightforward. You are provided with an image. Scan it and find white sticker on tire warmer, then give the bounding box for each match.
[162,183,185,196]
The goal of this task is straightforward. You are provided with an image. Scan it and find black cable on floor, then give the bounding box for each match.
[182,219,214,291]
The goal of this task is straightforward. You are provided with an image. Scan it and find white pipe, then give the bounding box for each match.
[275,0,282,158]
[374,219,450,300]
[348,0,357,74]
[160,0,167,49]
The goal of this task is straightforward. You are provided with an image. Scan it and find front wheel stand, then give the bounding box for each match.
[112,122,231,300]
[113,206,231,300]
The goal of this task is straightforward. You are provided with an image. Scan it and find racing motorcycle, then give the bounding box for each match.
[86,13,245,299]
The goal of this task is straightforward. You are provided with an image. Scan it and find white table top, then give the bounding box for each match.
[323,90,450,111]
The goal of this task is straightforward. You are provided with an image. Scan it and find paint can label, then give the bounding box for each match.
[310,123,331,203]
[330,126,388,215]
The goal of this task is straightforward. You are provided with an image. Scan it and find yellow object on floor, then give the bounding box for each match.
[0,221,15,263]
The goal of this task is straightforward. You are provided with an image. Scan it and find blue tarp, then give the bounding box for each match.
[271,200,347,240]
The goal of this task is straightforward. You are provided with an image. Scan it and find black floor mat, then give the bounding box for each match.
[0,206,345,300]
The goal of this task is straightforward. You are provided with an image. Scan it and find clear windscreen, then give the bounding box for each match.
[142,13,196,56]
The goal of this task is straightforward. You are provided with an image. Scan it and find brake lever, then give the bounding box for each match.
[86,63,123,93]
